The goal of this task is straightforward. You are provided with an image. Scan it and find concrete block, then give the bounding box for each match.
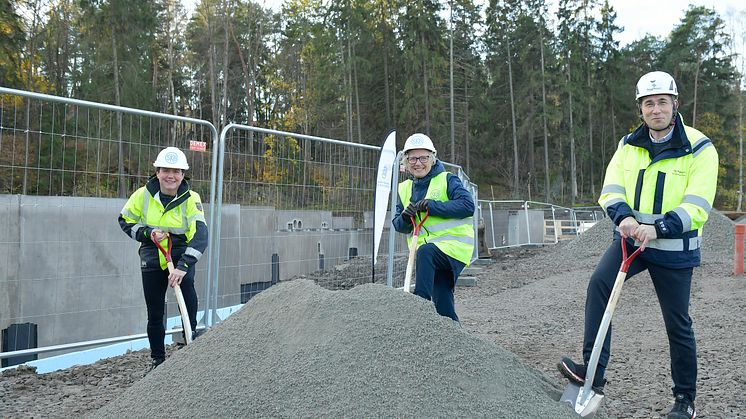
[457,276,477,287]
[471,258,494,266]
[461,267,482,276]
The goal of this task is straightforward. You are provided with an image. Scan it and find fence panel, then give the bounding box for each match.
[0,88,218,361]
[208,125,410,324]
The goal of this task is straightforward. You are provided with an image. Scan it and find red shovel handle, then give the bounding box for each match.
[151,231,173,264]
[620,239,642,273]
[409,210,430,235]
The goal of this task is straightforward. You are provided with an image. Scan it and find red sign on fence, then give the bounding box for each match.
[189,140,207,152]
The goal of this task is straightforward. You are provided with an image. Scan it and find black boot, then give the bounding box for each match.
[557,356,606,393]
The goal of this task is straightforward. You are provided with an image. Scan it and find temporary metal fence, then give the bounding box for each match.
[0,87,219,363]
[0,87,481,368]
[478,200,605,249]
[207,124,411,325]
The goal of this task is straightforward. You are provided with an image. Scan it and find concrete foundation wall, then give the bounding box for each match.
[0,195,380,353]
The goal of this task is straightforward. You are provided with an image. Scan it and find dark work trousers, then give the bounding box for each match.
[141,266,198,360]
[584,239,696,400]
[414,243,465,322]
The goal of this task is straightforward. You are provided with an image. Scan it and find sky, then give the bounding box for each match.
[609,0,745,46]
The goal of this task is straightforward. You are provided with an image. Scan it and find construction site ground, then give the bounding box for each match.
[1,212,744,418]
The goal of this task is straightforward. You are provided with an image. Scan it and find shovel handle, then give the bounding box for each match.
[151,231,193,345]
[579,240,641,406]
[402,210,429,293]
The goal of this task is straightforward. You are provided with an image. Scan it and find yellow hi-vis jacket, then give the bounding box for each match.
[119,177,208,272]
[599,115,718,268]
[398,171,475,265]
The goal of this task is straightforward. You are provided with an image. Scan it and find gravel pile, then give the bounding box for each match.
[91,280,577,418]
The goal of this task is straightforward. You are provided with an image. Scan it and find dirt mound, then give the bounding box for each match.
[92,280,577,418]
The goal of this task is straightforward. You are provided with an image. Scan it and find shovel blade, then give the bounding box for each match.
[559,383,604,418]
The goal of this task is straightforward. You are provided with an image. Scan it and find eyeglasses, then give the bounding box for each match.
[407,155,431,164]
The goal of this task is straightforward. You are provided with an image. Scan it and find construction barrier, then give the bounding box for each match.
[734,224,745,275]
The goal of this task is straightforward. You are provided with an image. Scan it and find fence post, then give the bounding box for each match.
[734,224,745,276]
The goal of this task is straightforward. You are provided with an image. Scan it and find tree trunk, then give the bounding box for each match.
[567,53,577,205]
[507,40,519,197]
[588,75,595,198]
[739,66,744,211]
[112,33,125,198]
[382,2,391,127]
[692,55,702,126]
[540,29,550,202]
[449,1,455,162]
[221,1,230,126]
[205,2,218,127]
[166,0,178,143]
[464,69,470,174]
[353,44,362,143]
[421,31,430,135]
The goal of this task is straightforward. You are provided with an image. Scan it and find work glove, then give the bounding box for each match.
[413,199,429,213]
[402,202,417,219]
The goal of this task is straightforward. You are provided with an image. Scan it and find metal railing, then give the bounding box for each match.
[478,199,605,249]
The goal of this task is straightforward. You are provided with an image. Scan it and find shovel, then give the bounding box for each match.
[402,210,429,293]
[152,231,193,345]
[560,239,641,417]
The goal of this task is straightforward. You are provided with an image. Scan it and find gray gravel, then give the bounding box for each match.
[459,211,745,418]
[1,210,743,418]
[90,280,577,418]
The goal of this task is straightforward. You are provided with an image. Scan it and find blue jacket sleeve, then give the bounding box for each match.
[392,195,414,234]
[605,201,635,226]
[426,173,474,219]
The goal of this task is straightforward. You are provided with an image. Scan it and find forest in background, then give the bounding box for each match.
[1,0,745,209]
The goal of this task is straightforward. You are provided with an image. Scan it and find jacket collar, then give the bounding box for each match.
[146,176,191,212]
[626,113,689,150]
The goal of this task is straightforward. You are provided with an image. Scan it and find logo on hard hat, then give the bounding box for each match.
[165,152,179,164]
[411,135,425,145]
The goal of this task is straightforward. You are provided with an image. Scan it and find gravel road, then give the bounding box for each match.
[1,211,743,418]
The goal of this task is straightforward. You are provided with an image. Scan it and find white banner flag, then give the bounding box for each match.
[373,130,397,266]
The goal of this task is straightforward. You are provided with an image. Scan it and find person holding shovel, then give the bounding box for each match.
[392,133,475,322]
[558,71,718,419]
[118,146,209,370]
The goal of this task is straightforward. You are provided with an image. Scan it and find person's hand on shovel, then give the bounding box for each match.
[403,199,429,219]
[633,224,657,252]
[618,216,639,239]
[150,229,187,287]
[618,217,656,251]
[151,228,168,242]
[168,268,187,287]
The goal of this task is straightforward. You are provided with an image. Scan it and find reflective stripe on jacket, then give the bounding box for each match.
[598,116,718,268]
[119,177,208,271]
[398,172,475,265]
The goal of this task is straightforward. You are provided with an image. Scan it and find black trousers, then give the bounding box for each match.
[414,243,465,322]
[141,267,198,360]
[584,239,696,400]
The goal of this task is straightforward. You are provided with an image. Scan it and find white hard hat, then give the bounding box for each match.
[403,133,437,154]
[635,71,678,100]
[153,147,189,170]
